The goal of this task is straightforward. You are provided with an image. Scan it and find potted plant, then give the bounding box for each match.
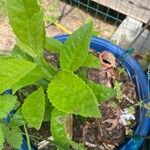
[0,0,149,150]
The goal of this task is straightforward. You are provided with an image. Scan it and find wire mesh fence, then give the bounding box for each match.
[60,0,150,53]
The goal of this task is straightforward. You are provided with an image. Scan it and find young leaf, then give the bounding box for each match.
[82,53,101,68]
[0,57,35,93]
[0,125,4,150]
[22,88,45,129]
[51,108,72,149]
[6,0,45,57]
[2,126,23,149]
[48,71,100,117]
[0,95,17,118]
[11,45,34,62]
[11,66,45,93]
[45,37,63,53]
[60,22,93,72]
[87,80,115,103]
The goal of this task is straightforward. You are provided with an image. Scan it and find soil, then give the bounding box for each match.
[28,122,50,143]
[3,143,12,150]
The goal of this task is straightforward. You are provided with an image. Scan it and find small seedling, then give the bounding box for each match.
[114,81,124,101]
[118,67,126,75]
[111,101,118,109]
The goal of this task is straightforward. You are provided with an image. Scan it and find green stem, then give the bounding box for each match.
[21,132,65,149]
[23,124,31,150]
[35,56,57,80]
[41,55,57,75]
[22,132,53,143]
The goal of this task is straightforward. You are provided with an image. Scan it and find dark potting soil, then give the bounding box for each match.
[3,143,12,150]
[27,122,51,146]
[28,52,137,150]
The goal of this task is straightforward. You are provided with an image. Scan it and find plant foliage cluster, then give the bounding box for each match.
[0,0,115,149]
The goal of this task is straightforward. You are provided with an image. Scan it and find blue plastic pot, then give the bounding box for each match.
[54,35,150,150]
[4,35,149,150]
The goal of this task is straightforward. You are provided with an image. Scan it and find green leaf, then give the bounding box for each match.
[51,108,71,149]
[87,80,115,103]
[6,0,45,57]
[11,66,45,93]
[0,95,17,118]
[22,88,45,129]
[76,68,87,81]
[92,29,99,36]
[51,109,84,150]
[60,22,93,71]
[11,45,34,62]
[48,71,100,117]
[0,125,4,150]
[0,57,35,93]
[3,126,23,149]
[10,109,26,127]
[70,141,85,150]
[82,53,101,68]
[45,37,63,53]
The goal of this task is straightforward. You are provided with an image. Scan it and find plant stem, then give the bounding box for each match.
[22,132,53,143]
[21,132,65,149]
[35,56,57,80]
[41,55,57,75]
[23,124,31,150]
